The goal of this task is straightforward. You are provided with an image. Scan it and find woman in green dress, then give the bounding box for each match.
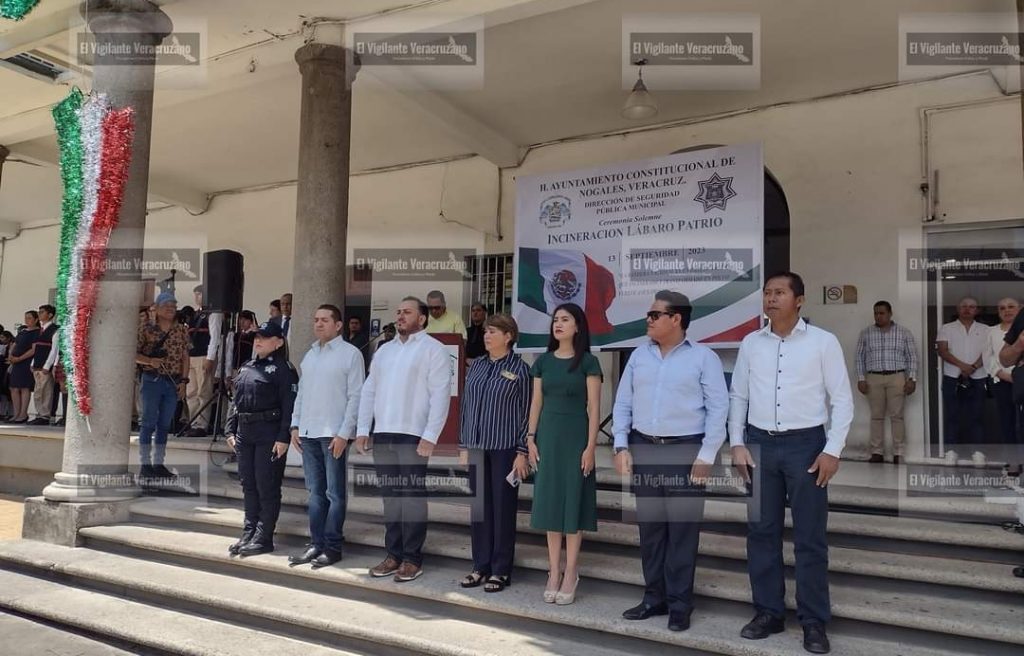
[526,302,602,605]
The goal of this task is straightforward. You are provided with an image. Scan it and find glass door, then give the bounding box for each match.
[924,223,1024,457]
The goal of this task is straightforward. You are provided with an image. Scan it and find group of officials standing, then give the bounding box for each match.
[208,271,848,656]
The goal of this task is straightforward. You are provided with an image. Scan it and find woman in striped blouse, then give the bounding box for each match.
[458,313,532,593]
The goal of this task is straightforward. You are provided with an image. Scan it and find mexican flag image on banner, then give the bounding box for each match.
[517,247,616,334]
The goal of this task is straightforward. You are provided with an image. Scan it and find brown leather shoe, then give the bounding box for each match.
[393,561,423,582]
[369,555,401,578]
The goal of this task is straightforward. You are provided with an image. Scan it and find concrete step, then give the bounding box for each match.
[200,468,1024,556]
[0,611,141,656]
[0,539,669,656]
[201,446,1024,521]
[134,494,1024,595]
[161,434,1017,523]
[0,565,357,656]
[55,524,1004,656]
[122,498,1024,647]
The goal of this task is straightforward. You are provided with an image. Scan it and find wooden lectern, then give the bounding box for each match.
[430,333,465,455]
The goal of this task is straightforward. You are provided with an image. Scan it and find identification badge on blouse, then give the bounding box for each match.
[500,370,518,381]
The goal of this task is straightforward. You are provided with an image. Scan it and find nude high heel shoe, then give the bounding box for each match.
[543,571,562,603]
[554,575,579,605]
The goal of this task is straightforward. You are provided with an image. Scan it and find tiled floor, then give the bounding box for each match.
[0,494,24,541]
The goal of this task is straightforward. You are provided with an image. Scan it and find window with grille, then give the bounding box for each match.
[464,253,513,316]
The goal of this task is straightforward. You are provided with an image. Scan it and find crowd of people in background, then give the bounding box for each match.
[4,285,1023,476]
[0,303,67,425]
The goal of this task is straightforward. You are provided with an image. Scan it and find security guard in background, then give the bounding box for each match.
[225,321,298,557]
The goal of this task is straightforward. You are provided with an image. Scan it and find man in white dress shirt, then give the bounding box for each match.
[729,271,853,655]
[356,296,451,583]
[288,304,364,569]
[936,296,990,465]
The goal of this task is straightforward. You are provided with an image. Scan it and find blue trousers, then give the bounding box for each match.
[301,436,348,553]
[941,376,985,447]
[138,373,177,465]
[745,425,830,626]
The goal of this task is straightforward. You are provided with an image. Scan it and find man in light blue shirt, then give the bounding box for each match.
[612,290,729,633]
[287,304,365,569]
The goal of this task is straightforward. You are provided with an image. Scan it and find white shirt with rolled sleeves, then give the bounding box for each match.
[728,318,854,458]
[936,319,989,380]
[356,329,452,443]
[291,335,365,440]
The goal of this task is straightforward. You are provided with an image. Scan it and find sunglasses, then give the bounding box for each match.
[646,310,677,321]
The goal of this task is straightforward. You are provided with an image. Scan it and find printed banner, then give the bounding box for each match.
[513,143,764,350]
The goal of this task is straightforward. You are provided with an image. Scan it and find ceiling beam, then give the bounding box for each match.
[0,1,80,59]
[9,143,209,214]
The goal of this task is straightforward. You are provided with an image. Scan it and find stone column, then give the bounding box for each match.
[290,43,359,358]
[25,0,172,545]
[1019,0,1023,173]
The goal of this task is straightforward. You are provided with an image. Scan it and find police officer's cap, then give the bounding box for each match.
[256,321,284,339]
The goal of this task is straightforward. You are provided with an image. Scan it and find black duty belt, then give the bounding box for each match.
[238,409,281,422]
[867,369,905,376]
[632,430,704,444]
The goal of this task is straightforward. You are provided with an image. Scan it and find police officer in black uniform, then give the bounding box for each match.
[225,321,298,557]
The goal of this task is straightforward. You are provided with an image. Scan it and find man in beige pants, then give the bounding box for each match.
[29,304,59,426]
[855,301,918,464]
[184,285,223,437]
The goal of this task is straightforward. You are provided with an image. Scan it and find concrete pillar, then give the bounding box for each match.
[1019,0,1023,174]
[290,43,359,357]
[26,0,171,541]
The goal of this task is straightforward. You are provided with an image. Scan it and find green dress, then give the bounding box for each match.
[529,351,602,533]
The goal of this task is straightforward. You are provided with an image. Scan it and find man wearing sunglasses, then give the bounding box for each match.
[612,290,729,633]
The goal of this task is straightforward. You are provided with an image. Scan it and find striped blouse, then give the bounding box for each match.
[459,351,531,452]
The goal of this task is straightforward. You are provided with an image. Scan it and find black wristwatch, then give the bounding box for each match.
[615,447,628,455]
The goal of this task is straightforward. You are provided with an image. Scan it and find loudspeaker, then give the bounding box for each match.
[203,250,244,314]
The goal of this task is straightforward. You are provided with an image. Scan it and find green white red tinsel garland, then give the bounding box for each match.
[52,89,135,415]
[0,0,41,21]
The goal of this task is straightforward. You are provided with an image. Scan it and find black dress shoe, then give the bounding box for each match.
[667,610,691,632]
[152,465,175,479]
[740,612,785,639]
[138,464,157,480]
[1013,566,1024,578]
[622,602,668,620]
[288,545,322,565]
[310,549,343,569]
[802,623,830,654]
[237,541,274,557]
[892,455,902,465]
[28,417,50,426]
[868,454,884,463]
[228,528,256,555]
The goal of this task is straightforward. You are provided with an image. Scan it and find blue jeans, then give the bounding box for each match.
[745,425,830,626]
[301,436,348,553]
[941,376,985,448]
[139,373,178,465]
